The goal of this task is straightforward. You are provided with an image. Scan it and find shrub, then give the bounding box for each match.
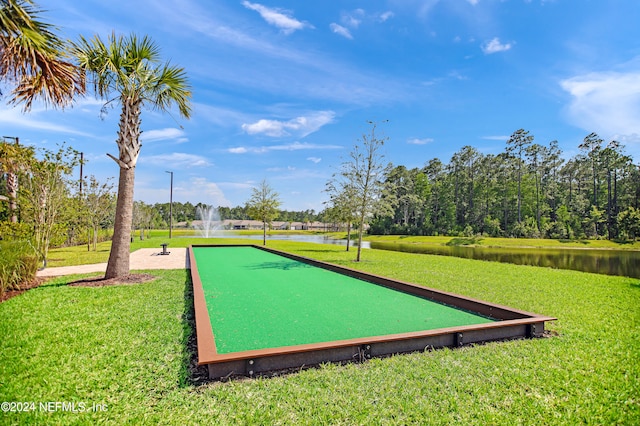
[0,221,32,240]
[0,240,38,294]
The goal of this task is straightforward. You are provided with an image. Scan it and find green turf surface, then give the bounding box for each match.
[193,246,494,354]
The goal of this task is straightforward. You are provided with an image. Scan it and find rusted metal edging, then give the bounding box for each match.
[189,244,556,379]
[189,246,218,365]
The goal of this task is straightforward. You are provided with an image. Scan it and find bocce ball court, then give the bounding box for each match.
[190,245,555,379]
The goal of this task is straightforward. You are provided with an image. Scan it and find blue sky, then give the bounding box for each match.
[2,0,640,211]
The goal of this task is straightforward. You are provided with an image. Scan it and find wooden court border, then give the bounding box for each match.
[189,244,556,379]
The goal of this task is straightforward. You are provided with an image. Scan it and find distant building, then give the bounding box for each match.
[290,221,334,231]
[181,219,345,232]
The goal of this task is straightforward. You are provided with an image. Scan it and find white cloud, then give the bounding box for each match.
[333,9,393,38]
[268,142,338,151]
[192,102,250,127]
[242,119,287,137]
[467,0,479,5]
[616,133,640,144]
[407,137,434,145]
[307,157,322,163]
[228,147,248,154]
[77,97,109,113]
[242,1,311,34]
[395,0,441,19]
[242,111,335,137]
[561,70,640,143]
[153,3,410,107]
[134,176,230,206]
[143,152,211,168]
[266,168,328,181]
[227,142,342,154]
[342,16,360,28]
[0,106,92,136]
[267,166,296,172]
[218,181,255,191]
[482,135,510,141]
[341,9,364,28]
[482,37,513,54]
[448,70,468,80]
[141,127,186,143]
[330,23,353,39]
[179,177,232,207]
[379,11,395,22]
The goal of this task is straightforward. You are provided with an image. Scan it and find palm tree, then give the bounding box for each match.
[0,0,84,109]
[73,33,191,279]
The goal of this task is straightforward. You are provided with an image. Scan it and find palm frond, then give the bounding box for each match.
[147,62,192,118]
[1,0,84,109]
[72,31,191,118]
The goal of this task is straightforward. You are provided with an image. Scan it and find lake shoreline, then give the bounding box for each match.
[361,234,640,251]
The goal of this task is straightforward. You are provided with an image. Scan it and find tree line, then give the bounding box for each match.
[3,126,639,274]
[370,130,640,240]
[148,202,321,226]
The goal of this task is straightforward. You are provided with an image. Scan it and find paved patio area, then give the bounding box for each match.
[37,248,190,277]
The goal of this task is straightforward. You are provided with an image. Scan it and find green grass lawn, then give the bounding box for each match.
[2,241,638,424]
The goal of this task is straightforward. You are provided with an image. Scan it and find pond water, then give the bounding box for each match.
[208,233,371,248]
[198,233,637,278]
[369,241,640,279]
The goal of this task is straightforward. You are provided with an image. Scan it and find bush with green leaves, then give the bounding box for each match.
[0,240,38,294]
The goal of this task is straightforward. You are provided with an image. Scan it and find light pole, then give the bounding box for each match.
[165,171,173,239]
[79,152,84,196]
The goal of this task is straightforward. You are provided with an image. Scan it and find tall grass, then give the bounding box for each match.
[0,240,38,294]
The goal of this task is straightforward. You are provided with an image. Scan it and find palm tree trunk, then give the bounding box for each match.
[105,165,135,278]
[105,98,141,279]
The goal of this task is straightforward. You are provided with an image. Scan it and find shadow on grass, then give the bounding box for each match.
[179,270,211,387]
[245,261,312,271]
[612,238,637,245]
[297,248,347,254]
[446,237,483,246]
[35,273,108,290]
[558,239,590,245]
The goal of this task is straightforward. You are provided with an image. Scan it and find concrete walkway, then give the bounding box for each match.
[36,248,190,277]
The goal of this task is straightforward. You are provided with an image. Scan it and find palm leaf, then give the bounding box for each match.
[0,0,84,109]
